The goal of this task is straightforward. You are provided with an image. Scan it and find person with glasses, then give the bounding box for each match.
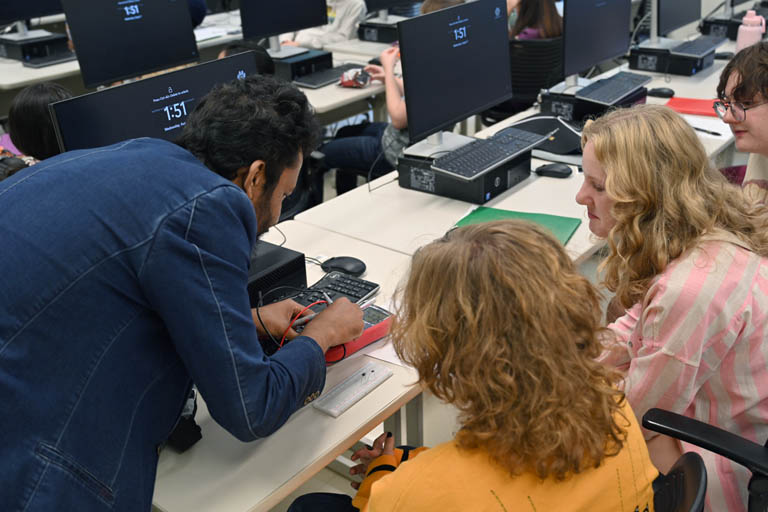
[577,104,768,512]
[716,42,768,204]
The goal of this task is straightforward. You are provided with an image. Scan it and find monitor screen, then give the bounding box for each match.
[657,0,700,36]
[0,0,63,25]
[62,0,199,89]
[563,0,631,77]
[49,52,260,152]
[399,0,512,143]
[240,0,327,40]
[365,0,417,11]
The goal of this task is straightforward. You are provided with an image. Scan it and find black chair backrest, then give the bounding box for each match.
[508,36,564,103]
[653,452,707,512]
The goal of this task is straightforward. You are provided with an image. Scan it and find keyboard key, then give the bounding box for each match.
[575,71,651,105]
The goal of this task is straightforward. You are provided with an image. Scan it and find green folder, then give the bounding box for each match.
[455,207,582,245]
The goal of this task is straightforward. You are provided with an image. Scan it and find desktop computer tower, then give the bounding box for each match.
[701,16,741,40]
[247,241,307,307]
[539,87,648,123]
[358,21,399,43]
[628,48,715,77]
[397,152,532,204]
[273,50,333,82]
[0,32,70,62]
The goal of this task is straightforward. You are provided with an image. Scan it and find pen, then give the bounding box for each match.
[693,126,722,137]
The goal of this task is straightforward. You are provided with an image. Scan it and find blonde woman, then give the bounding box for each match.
[289,220,657,512]
[576,104,768,512]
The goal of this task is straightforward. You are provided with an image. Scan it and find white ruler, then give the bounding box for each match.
[313,361,393,418]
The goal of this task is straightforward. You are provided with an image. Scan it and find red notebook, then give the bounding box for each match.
[666,97,718,117]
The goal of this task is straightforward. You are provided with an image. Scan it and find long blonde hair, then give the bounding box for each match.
[582,105,768,308]
[390,220,626,480]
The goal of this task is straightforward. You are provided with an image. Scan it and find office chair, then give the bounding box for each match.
[653,452,707,512]
[643,408,768,512]
[480,37,564,127]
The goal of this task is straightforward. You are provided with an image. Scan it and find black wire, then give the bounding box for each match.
[367,129,404,193]
[273,225,287,247]
[256,291,281,349]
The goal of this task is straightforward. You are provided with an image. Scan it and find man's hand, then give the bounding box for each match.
[301,298,364,352]
[282,40,300,47]
[349,432,394,489]
[251,299,310,342]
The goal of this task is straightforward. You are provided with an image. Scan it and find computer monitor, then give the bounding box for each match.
[398,0,512,143]
[0,0,63,39]
[49,52,260,152]
[240,0,327,58]
[657,0,700,37]
[62,0,199,89]
[563,0,632,78]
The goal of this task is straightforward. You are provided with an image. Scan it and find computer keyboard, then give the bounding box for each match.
[431,127,547,181]
[22,51,77,68]
[293,63,362,89]
[575,71,652,106]
[293,271,380,311]
[670,35,726,58]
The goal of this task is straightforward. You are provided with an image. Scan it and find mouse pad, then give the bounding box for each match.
[456,207,582,245]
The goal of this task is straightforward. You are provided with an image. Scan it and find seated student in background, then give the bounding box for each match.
[218,40,276,75]
[577,104,768,512]
[716,41,768,203]
[318,0,464,198]
[282,0,366,49]
[8,82,72,164]
[506,0,562,39]
[289,220,658,512]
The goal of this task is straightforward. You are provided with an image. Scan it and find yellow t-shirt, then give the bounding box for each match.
[356,401,657,512]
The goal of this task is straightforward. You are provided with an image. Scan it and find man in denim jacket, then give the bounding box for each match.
[0,75,364,511]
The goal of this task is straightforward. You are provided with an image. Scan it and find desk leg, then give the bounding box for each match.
[371,95,387,123]
[383,409,402,445]
[405,393,424,446]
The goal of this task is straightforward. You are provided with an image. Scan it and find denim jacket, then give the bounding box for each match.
[0,138,326,511]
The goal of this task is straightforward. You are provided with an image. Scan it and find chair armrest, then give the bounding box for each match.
[642,408,768,476]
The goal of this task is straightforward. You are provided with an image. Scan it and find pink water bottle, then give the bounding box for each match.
[737,10,766,52]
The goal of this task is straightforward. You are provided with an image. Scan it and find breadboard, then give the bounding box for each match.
[313,361,393,418]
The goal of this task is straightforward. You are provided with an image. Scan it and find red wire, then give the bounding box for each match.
[280,300,327,348]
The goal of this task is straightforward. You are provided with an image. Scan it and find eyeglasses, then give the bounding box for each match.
[713,99,768,122]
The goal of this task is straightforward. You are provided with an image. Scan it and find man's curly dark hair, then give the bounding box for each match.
[176,74,321,194]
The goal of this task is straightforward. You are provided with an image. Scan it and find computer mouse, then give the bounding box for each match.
[647,87,675,98]
[321,256,367,277]
[368,57,382,66]
[534,162,573,179]
[715,51,734,60]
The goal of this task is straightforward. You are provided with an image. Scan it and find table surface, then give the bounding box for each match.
[153,221,419,512]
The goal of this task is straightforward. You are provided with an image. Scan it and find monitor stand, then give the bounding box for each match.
[403,131,475,159]
[548,74,592,96]
[266,35,308,60]
[367,10,408,25]
[0,21,53,42]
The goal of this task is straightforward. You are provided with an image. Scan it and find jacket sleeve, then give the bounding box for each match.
[138,185,326,441]
[352,446,429,511]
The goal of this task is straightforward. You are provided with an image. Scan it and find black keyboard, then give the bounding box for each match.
[575,71,651,105]
[431,127,547,181]
[670,35,726,58]
[22,51,77,68]
[293,271,380,312]
[293,63,362,89]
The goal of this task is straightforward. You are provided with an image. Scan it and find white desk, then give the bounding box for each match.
[323,39,392,59]
[153,221,420,512]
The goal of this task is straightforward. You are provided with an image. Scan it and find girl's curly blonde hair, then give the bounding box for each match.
[582,104,768,308]
[390,220,626,480]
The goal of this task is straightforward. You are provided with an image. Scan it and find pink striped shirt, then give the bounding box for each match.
[600,234,768,512]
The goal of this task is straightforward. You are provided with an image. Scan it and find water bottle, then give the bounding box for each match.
[737,10,766,52]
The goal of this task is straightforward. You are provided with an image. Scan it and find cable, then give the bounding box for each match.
[256,291,281,350]
[629,11,652,49]
[280,300,327,347]
[273,225,287,247]
[305,256,324,266]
